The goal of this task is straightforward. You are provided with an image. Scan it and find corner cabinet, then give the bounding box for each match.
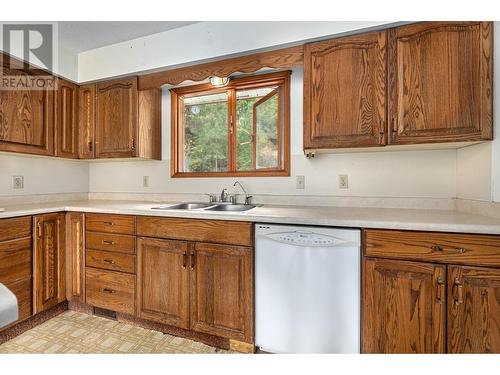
[303,31,387,149]
[55,79,79,158]
[388,22,493,145]
[33,213,65,314]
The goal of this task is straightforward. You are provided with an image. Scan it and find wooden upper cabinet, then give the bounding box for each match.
[55,79,79,158]
[78,84,96,159]
[95,77,138,158]
[362,257,446,353]
[388,22,493,144]
[447,265,500,353]
[136,237,190,329]
[0,67,54,156]
[33,213,65,314]
[190,242,253,343]
[304,31,387,150]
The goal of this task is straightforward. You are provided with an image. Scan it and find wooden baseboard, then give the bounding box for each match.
[229,339,255,353]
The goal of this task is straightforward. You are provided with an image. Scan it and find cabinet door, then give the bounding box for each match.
[447,265,500,353]
[78,84,96,159]
[136,237,189,328]
[388,22,493,145]
[362,258,446,353]
[65,212,84,303]
[55,79,79,158]
[0,67,54,156]
[95,77,138,158]
[190,242,253,343]
[303,31,387,149]
[33,213,65,313]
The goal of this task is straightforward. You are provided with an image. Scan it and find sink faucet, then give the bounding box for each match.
[233,181,253,205]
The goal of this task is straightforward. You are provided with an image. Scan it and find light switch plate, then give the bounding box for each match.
[143,176,150,188]
[338,174,348,189]
[296,175,305,189]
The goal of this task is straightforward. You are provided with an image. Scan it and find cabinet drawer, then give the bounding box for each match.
[137,216,253,246]
[86,232,135,254]
[86,213,135,235]
[3,277,32,322]
[86,249,135,274]
[0,237,32,283]
[364,229,500,267]
[85,268,135,315]
[0,216,32,241]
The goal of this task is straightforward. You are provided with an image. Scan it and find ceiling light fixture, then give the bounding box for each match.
[209,76,230,87]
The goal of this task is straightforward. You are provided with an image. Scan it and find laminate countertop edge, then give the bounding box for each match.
[0,200,500,235]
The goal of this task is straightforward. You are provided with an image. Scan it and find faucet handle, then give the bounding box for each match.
[205,193,217,203]
[244,195,253,205]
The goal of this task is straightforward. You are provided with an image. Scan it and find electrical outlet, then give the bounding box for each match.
[296,175,305,189]
[143,176,150,188]
[13,176,24,189]
[338,174,348,189]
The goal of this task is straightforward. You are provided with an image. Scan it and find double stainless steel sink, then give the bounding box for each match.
[151,202,256,212]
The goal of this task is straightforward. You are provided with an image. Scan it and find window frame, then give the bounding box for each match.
[170,71,291,178]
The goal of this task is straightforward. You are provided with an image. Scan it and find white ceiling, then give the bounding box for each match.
[58,21,198,54]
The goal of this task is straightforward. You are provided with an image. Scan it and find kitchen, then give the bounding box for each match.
[0,1,499,373]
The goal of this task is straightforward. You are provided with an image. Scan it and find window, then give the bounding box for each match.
[170,71,290,177]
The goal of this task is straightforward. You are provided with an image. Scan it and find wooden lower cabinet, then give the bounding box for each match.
[190,242,253,343]
[65,212,85,302]
[136,237,189,328]
[33,213,66,314]
[447,265,500,353]
[362,257,446,353]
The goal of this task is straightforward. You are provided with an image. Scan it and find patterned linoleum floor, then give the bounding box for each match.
[0,311,230,354]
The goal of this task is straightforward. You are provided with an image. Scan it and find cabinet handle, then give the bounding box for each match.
[190,250,195,270]
[102,240,115,245]
[103,221,114,226]
[88,141,93,152]
[379,118,385,135]
[182,252,187,269]
[391,115,397,132]
[131,138,135,150]
[436,277,445,304]
[103,259,115,264]
[102,288,115,294]
[37,222,43,238]
[431,245,465,254]
[454,278,464,305]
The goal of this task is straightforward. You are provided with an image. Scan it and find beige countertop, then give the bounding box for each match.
[1,199,500,235]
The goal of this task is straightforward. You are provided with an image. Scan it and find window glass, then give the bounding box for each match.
[182,92,228,172]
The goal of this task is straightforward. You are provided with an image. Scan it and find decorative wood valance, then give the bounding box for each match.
[137,45,303,90]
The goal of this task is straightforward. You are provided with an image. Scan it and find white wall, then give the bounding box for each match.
[456,143,492,201]
[0,153,88,196]
[78,21,392,82]
[89,67,457,198]
[492,21,500,202]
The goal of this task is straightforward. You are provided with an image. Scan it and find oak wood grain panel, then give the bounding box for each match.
[190,242,253,343]
[0,237,32,284]
[136,237,189,328]
[85,267,135,315]
[86,232,135,254]
[137,216,253,246]
[388,22,493,145]
[447,265,500,353]
[0,216,31,242]
[65,212,85,302]
[362,257,446,353]
[86,249,135,274]
[0,67,54,156]
[3,277,32,322]
[95,77,138,158]
[78,84,96,159]
[365,229,500,267]
[138,45,303,89]
[85,213,135,235]
[33,213,65,314]
[55,78,79,158]
[304,31,387,150]
[137,89,162,160]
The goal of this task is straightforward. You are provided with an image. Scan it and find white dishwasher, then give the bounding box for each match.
[255,224,360,353]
